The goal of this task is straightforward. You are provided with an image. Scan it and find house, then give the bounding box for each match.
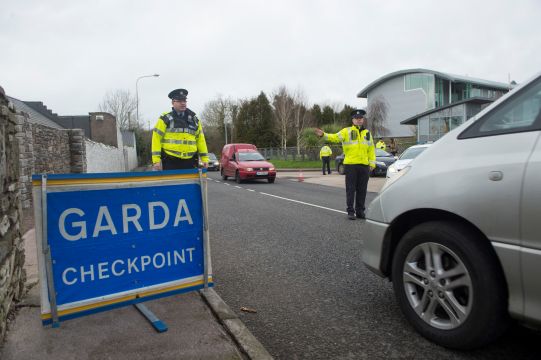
[357,68,513,141]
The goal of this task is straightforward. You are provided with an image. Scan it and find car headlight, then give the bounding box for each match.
[245,167,253,171]
[213,161,219,166]
[269,167,275,171]
[387,165,398,173]
[376,161,386,166]
[380,166,410,193]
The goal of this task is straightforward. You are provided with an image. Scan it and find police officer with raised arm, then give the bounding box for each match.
[151,89,209,170]
[315,109,375,220]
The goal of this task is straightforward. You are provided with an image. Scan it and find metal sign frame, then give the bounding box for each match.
[32,169,212,327]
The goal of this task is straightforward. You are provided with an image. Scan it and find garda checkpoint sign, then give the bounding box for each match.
[32,169,212,326]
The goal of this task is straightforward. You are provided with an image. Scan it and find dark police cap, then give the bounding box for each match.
[350,109,366,118]
[168,88,188,100]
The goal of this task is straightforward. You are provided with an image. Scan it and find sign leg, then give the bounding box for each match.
[134,303,168,333]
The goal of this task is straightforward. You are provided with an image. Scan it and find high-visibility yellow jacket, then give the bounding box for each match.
[323,126,376,167]
[319,145,332,159]
[151,109,209,164]
[376,140,386,151]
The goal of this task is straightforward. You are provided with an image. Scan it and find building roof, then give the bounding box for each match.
[357,68,512,98]
[400,97,494,125]
[8,96,65,129]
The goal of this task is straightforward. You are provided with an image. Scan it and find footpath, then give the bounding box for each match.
[0,170,385,360]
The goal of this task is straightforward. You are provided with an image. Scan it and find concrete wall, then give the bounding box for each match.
[85,139,125,173]
[367,75,428,138]
[0,88,26,343]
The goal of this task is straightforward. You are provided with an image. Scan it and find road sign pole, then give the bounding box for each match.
[41,174,59,328]
[198,168,210,289]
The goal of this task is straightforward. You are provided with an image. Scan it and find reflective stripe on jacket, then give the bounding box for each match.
[151,109,209,164]
[323,126,376,167]
[319,145,332,159]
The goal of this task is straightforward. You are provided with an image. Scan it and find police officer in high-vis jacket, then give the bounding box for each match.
[151,89,209,170]
[315,109,376,220]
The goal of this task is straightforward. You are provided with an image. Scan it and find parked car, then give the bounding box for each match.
[207,153,219,171]
[220,143,276,183]
[335,148,397,176]
[386,144,431,180]
[362,72,541,349]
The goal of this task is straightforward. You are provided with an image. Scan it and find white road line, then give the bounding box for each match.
[246,189,255,192]
[235,186,242,189]
[259,192,346,214]
[224,183,231,186]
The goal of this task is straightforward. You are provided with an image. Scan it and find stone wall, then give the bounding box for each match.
[0,88,26,343]
[31,124,71,174]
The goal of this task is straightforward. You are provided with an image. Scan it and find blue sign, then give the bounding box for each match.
[32,170,212,325]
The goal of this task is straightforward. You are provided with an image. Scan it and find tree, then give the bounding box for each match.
[292,89,310,154]
[310,104,323,127]
[233,92,277,147]
[321,105,334,125]
[201,96,237,153]
[366,95,389,137]
[272,86,295,149]
[98,89,137,130]
[338,104,355,126]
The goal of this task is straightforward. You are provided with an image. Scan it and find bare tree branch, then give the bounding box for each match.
[272,86,295,150]
[98,89,137,130]
[366,95,389,137]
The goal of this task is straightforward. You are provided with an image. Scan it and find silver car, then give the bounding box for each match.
[363,72,541,349]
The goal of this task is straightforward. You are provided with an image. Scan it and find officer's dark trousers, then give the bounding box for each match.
[162,152,198,170]
[322,156,331,174]
[345,164,370,215]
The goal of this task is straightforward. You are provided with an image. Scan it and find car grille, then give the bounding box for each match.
[253,167,268,171]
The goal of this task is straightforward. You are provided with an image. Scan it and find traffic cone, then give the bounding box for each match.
[298,170,304,182]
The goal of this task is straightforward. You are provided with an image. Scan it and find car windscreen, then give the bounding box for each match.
[375,148,392,157]
[399,147,428,160]
[208,153,217,160]
[238,152,265,161]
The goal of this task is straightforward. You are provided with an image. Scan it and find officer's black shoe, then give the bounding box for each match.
[348,212,356,220]
[356,212,366,219]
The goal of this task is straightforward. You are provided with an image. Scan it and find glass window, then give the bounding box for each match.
[459,77,541,138]
[405,74,435,109]
[238,152,265,161]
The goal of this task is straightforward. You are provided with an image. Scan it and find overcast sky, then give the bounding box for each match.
[1,0,540,127]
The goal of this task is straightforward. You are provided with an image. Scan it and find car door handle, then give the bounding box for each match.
[489,171,503,181]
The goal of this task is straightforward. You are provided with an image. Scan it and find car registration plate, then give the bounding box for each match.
[256,171,268,176]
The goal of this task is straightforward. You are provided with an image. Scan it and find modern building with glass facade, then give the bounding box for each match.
[357,68,512,141]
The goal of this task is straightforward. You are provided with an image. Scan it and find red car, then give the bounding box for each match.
[220,143,276,183]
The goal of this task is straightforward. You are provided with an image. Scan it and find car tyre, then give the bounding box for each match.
[391,221,508,350]
[235,171,242,184]
[338,163,345,175]
[221,169,228,180]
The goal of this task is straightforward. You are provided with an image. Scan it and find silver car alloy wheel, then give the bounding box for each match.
[402,242,473,330]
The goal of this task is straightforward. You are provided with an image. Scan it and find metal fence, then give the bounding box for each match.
[259,139,417,161]
[258,146,342,161]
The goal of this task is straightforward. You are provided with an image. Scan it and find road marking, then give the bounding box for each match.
[235,186,242,189]
[259,192,346,214]
[246,189,255,192]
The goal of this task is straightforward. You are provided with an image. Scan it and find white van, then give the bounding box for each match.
[362,72,541,349]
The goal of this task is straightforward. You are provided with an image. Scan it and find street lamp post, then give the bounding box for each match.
[135,74,159,129]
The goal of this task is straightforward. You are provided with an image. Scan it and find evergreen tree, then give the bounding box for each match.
[321,105,335,125]
[233,92,277,147]
[310,104,323,127]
